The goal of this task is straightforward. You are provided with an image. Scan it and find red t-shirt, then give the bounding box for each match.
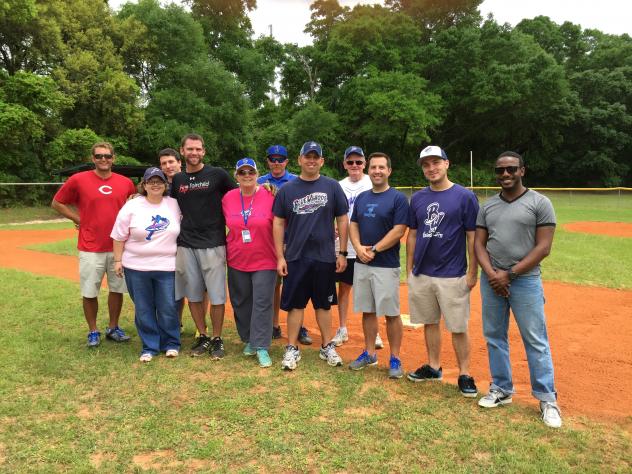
[54,171,136,252]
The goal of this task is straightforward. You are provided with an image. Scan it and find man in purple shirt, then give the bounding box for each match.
[406,146,479,398]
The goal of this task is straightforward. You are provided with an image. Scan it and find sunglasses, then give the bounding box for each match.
[93,153,113,160]
[268,157,287,163]
[494,166,520,175]
[237,169,257,176]
[346,160,364,166]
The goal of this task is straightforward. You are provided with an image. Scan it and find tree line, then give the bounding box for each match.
[2,0,631,205]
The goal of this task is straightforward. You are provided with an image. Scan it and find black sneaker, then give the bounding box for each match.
[210,336,225,360]
[298,326,312,345]
[272,326,282,339]
[458,375,478,398]
[190,335,211,357]
[105,326,131,342]
[407,364,443,382]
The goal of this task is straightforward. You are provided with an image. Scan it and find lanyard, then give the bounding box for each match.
[239,188,256,227]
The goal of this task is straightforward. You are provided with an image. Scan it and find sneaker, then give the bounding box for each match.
[139,353,153,363]
[478,388,513,408]
[272,326,282,339]
[407,364,443,382]
[210,337,225,360]
[298,326,312,345]
[257,349,272,368]
[194,326,209,339]
[349,350,378,370]
[281,345,301,371]
[319,342,343,367]
[105,326,131,342]
[389,355,404,379]
[458,375,478,398]
[243,342,256,356]
[190,335,211,357]
[375,333,384,349]
[87,331,101,348]
[332,327,349,347]
[540,401,563,428]
[165,349,179,358]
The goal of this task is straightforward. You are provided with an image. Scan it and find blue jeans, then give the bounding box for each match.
[480,273,557,402]
[124,268,180,355]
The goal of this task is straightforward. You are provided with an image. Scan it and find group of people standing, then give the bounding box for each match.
[51,135,562,429]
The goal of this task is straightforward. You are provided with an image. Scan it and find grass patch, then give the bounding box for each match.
[25,238,78,257]
[0,268,631,472]
[0,206,60,225]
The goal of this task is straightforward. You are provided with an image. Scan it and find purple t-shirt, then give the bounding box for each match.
[272,175,348,263]
[409,184,479,277]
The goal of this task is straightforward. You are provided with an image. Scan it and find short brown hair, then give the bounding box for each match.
[367,152,391,169]
[91,142,114,156]
[180,133,205,148]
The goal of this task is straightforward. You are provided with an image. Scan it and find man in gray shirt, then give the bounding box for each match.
[474,151,562,428]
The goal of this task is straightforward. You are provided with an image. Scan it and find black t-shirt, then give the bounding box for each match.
[170,165,237,249]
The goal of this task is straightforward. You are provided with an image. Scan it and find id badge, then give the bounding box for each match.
[241,229,252,243]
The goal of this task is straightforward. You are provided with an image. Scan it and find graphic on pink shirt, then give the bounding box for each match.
[145,215,170,240]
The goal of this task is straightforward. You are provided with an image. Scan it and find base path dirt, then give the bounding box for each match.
[564,221,632,238]
[2,228,631,423]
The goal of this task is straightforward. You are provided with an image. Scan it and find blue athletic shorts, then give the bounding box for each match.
[281,257,338,311]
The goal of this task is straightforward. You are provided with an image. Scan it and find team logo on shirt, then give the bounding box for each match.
[423,202,445,238]
[363,203,378,218]
[145,215,170,240]
[293,192,328,214]
[178,180,210,194]
[98,185,113,195]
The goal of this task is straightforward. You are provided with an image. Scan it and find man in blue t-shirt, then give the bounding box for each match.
[347,152,410,379]
[406,145,480,398]
[272,141,349,371]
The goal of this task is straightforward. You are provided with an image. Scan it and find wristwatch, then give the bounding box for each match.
[339,251,348,257]
[370,245,379,253]
[508,267,518,281]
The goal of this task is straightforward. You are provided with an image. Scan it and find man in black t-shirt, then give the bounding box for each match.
[170,133,237,358]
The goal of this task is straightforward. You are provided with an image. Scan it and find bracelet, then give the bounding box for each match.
[114,260,121,263]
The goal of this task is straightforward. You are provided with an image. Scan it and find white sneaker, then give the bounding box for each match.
[332,327,349,347]
[139,353,153,363]
[281,345,301,371]
[319,342,343,367]
[165,349,179,358]
[540,401,563,428]
[375,333,384,349]
[478,389,512,408]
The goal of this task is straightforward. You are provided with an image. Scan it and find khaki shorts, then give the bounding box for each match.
[175,246,226,304]
[79,251,127,298]
[408,273,471,333]
[353,262,401,317]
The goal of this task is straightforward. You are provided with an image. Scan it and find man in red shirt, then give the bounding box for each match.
[52,142,137,347]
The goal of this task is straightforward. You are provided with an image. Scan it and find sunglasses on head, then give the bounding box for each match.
[494,166,520,175]
[346,160,364,166]
[237,169,256,176]
[94,153,113,160]
[268,157,287,163]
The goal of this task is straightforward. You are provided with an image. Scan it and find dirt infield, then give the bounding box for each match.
[564,221,632,238]
[1,227,631,423]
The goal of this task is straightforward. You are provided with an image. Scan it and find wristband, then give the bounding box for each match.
[339,251,348,257]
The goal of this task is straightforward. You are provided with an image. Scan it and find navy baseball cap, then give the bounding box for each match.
[417,145,448,165]
[235,157,257,171]
[266,145,288,158]
[344,146,364,159]
[300,141,323,157]
[143,167,167,182]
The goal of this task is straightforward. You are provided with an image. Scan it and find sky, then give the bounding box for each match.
[109,0,632,45]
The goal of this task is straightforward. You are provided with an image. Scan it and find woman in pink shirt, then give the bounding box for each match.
[222,158,277,367]
[111,168,181,362]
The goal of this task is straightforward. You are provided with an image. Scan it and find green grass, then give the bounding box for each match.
[0,268,629,472]
[25,238,78,257]
[0,205,60,225]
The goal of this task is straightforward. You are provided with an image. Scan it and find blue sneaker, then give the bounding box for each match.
[105,326,130,342]
[256,349,272,368]
[243,342,256,356]
[388,355,403,379]
[349,350,378,370]
[298,326,312,345]
[87,331,101,348]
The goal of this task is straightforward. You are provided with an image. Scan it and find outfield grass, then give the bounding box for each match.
[0,268,630,472]
[0,205,60,225]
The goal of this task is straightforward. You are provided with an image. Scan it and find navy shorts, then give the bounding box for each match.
[335,258,355,286]
[281,257,338,311]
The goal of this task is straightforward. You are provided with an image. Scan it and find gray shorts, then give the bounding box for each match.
[352,262,401,317]
[175,246,226,304]
[79,251,127,298]
[408,273,471,333]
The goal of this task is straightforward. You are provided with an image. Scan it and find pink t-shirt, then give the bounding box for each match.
[222,187,277,272]
[110,196,181,271]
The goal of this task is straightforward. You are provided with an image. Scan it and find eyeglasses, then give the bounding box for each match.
[268,157,287,163]
[494,166,520,175]
[346,160,364,166]
[237,169,257,176]
[93,153,113,160]
[145,180,165,186]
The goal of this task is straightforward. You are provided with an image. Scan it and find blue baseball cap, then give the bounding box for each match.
[417,145,448,165]
[266,145,288,158]
[143,167,167,182]
[235,157,257,171]
[300,141,323,157]
[344,146,364,159]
